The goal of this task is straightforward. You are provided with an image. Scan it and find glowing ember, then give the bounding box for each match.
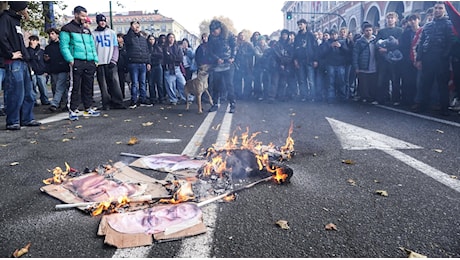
[222,193,236,202]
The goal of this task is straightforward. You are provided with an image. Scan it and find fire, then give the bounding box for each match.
[43,162,71,184]
[280,121,295,160]
[271,166,289,184]
[90,195,131,216]
[159,180,195,204]
[222,193,236,202]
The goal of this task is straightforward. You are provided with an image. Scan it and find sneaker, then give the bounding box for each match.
[129,101,137,109]
[83,108,100,117]
[6,124,21,130]
[140,100,153,107]
[49,105,57,112]
[229,105,235,113]
[208,104,218,112]
[22,120,41,127]
[69,111,79,121]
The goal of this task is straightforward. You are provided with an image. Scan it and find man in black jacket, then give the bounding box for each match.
[207,19,237,113]
[414,1,453,115]
[293,18,318,102]
[44,28,70,112]
[0,1,41,130]
[123,21,151,108]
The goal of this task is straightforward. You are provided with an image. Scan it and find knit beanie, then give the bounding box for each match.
[9,1,29,12]
[96,14,107,23]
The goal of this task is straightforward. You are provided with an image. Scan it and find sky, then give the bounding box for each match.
[61,0,287,35]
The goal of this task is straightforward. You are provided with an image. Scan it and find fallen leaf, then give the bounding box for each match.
[433,149,442,153]
[347,179,356,186]
[450,175,457,179]
[142,122,154,127]
[12,242,31,258]
[166,130,171,133]
[0,144,8,147]
[75,125,83,129]
[276,220,290,230]
[342,159,355,165]
[190,125,194,128]
[263,130,269,133]
[164,117,168,120]
[103,114,109,117]
[375,190,388,197]
[62,138,70,142]
[374,180,380,183]
[124,119,131,122]
[435,129,444,134]
[399,247,427,258]
[178,113,183,117]
[39,126,47,130]
[290,112,296,116]
[127,136,138,145]
[314,136,319,139]
[30,140,38,144]
[322,207,330,212]
[115,141,122,145]
[325,223,337,231]
[10,162,19,166]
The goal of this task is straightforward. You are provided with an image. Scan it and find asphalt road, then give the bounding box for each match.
[0,97,459,258]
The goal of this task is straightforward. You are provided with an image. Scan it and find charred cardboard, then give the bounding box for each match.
[40,161,170,209]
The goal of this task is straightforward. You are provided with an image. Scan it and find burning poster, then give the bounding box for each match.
[130,153,206,172]
[41,162,170,209]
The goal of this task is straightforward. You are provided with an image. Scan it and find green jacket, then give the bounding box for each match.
[60,20,98,63]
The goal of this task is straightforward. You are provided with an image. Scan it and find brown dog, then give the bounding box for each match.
[185,65,213,113]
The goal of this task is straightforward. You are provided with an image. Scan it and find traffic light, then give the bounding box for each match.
[287,11,292,20]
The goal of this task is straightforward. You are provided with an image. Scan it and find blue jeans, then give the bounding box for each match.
[327,65,346,101]
[164,66,186,103]
[297,63,316,100]
[50,72,69,108]
[0,68,5,108]
[4,60,35,125]
[32,74,50,104]
[128,63,147,103]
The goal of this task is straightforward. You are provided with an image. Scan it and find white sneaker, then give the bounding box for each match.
[69,111,79,121]
[83,108,100,117]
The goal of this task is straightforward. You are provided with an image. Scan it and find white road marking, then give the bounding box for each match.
[113,105,231,258]
[38,112,68,124]
[376,105,460,128]
[178,105,233,258]
[326,117,460,193]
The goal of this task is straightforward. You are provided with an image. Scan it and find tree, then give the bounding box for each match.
[199,15,238,36]
[0,1,67,36]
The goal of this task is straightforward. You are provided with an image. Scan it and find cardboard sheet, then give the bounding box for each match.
[130,153,206,172]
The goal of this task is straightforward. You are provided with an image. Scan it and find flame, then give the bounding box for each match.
[90,195,131,216]
[280,121,295,160]
[43,162,71,184]
[160,180,195,204]
[271,166,289,184]
[223,193,236,202]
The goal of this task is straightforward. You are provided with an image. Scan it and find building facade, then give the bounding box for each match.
[61,10,200,48]
[282,1,459,34]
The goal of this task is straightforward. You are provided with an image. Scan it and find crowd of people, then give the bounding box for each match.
[0,1,459,130]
